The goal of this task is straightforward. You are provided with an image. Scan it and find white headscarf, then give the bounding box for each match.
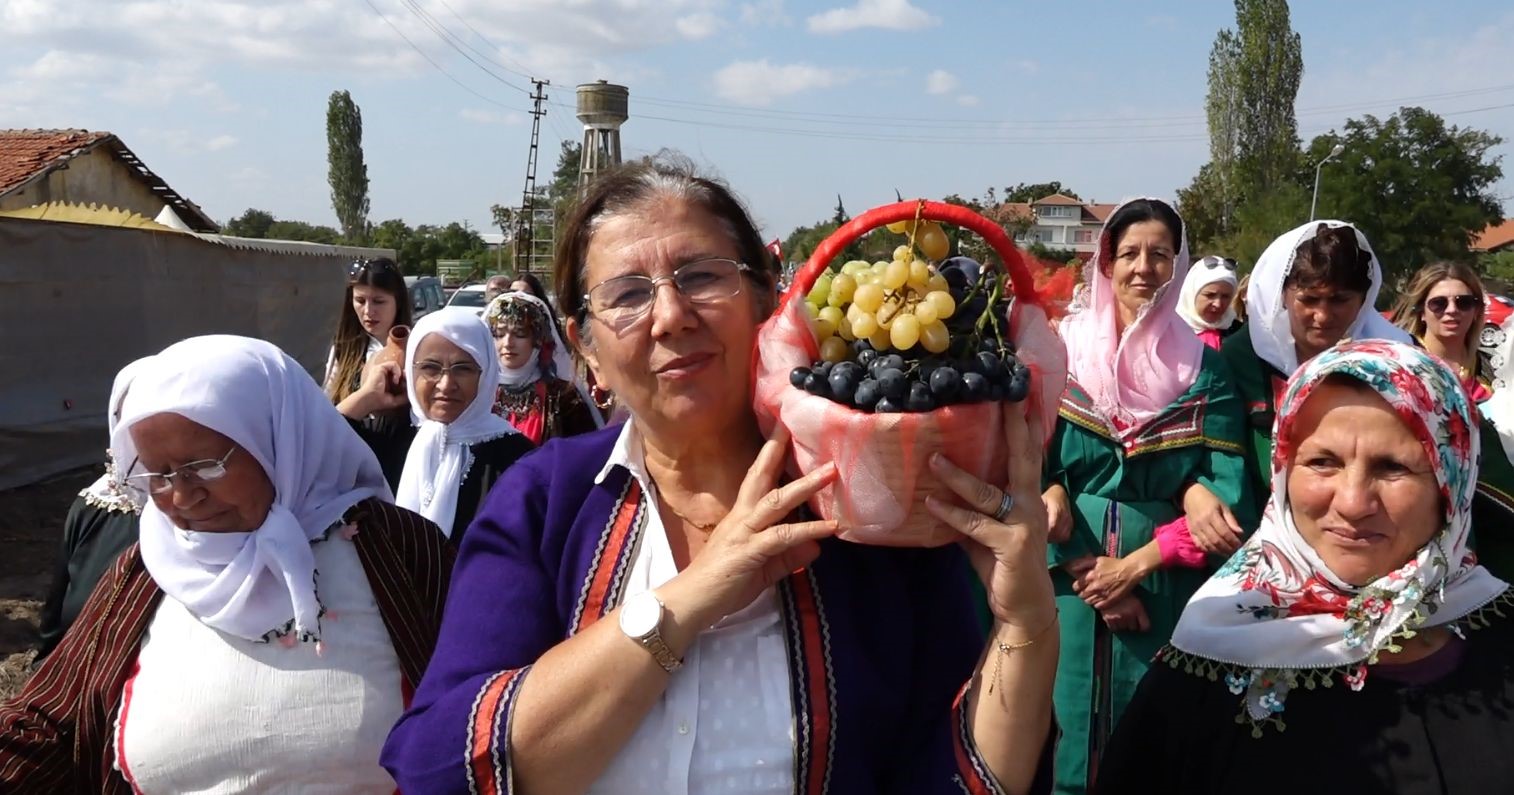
[1245,220,1411,375]
[111,336,390,643]
[1176,256,1239,333]
[484,291,606,427]
[81,357,154,513]
[396,309,517,538]
[1171,341,1506,728]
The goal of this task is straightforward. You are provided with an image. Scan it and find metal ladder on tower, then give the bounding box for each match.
[514,78,554,280]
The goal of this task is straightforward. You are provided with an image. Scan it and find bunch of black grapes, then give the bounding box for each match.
[789,257,1032,413]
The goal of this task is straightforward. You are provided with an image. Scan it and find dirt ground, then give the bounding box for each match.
[0,465,98,700]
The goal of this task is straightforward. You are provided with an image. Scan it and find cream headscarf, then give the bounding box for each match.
[111,336,390,643]
[1176,256,1239,333]
[1245,220,1411,375]
[395,309,518,538]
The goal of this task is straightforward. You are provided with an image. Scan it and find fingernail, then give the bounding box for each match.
[929,453,944,469]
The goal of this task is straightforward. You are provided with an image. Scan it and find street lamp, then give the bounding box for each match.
[1310,143,1346,221]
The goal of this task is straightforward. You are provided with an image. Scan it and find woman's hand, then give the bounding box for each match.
[336,361,409,418]
[1181,482,1243,555]
[1071,552,1156,610]
[658,425,840,631]
[925,400,1057,633]
[1099,593,1150,633]
[1042,484,1073,544]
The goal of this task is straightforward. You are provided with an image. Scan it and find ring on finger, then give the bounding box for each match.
[992,491,1015,522]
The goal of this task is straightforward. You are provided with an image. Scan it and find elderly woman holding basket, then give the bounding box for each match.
[383,158,1064,794]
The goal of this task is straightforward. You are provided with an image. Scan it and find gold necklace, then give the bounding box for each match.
[660,497,720,533]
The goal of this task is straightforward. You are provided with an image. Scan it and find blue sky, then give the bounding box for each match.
[3,0,1511,243]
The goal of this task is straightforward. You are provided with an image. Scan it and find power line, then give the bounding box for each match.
[395,0,530,94]
[432,0,541,81]
[362,0,526,111]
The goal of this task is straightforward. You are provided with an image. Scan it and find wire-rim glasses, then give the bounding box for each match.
[125,447,239,495]
[584,258,752,330]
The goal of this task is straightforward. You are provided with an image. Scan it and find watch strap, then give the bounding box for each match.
[638,629,684,673]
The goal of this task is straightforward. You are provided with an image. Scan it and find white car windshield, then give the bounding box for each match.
[450,290,487,308]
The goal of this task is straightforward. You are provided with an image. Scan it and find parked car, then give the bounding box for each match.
[405,276,446,321]
[445,283,490,315]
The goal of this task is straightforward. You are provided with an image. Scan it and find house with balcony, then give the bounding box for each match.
[1004,193,1119,260]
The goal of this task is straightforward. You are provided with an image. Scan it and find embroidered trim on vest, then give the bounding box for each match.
[568,476,646,634]
[950,682,1008,795]
[466,666,530,795]
[780,568,836,795]
[1058,380,1114,440]
[1477,480,1514,516]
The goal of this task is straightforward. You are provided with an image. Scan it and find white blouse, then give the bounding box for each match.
[113,531,404,794]
[322,335,385,392]
[587,420,796,795]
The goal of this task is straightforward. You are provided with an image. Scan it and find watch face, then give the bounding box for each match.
[620,592,661,638]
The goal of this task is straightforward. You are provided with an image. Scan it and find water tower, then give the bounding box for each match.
[576,80,629,192]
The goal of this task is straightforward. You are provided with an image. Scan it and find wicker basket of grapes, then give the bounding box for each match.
[753,199,1068,547]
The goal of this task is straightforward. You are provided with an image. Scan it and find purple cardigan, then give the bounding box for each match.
[382,426,1051,795]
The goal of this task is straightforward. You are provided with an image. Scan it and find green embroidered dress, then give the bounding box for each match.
[1045,347,1255,795]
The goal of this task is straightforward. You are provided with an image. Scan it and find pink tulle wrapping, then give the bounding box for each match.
[752,294,1068,547]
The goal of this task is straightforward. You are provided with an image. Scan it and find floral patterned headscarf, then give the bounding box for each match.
[1169,339,1507,733]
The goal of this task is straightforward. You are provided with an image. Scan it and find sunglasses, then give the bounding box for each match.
[1426,295,1479,314]
[1202,256,1238,271]
[349,258,399,278]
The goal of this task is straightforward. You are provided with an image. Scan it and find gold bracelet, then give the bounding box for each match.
[988,609,1059,695]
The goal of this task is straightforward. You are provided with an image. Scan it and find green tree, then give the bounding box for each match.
[327,90,371,245]
[1207,183,1309,272]
[1307,106,1504,290]
[223,208,275,238]
[1481,251,1514,293]
[549,140,582,208]
[1002,182,1079,204]
[265,220,342,244]
[1191,0,1304,237]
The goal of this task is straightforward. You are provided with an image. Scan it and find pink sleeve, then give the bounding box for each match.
[1155,517,1206,569]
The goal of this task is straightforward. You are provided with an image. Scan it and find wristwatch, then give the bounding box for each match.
[619,591,684,673]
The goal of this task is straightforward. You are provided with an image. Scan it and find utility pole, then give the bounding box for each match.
[514,78,549,275]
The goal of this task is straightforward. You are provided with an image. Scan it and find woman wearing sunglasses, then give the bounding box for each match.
[1175,255,1240,349]
[0,337,453,793]
[337,309,535,542]
[1391,262,1492,401]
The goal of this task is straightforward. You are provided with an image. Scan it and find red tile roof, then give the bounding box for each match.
[0,129,112,195]
[1473,219,1514,252]
[0,128,216,231]
[1033,193,1083,206]
[1083,203,1118,224]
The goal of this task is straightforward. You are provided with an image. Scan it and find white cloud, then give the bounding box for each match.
[136,129,240,153]
[955,94,979,107]
[459,108,525,125]
[739,0,792,26]
[712,59,856,106]
[675,12,722,39]
[925,69,957,95]
[806,0,939,35]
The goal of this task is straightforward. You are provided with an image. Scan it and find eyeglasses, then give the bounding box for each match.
[1202,257,1238,271]
[585,258,752,329]
[125,447,238,495]
[1426,295,1480,315]
[350,258,399,278]
[414,361,483,383]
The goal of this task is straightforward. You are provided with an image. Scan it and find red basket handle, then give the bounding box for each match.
[788,200,1040,312]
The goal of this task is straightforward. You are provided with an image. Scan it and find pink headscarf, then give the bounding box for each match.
[1058,197,1205,439]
